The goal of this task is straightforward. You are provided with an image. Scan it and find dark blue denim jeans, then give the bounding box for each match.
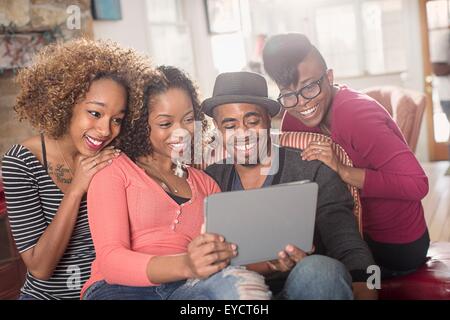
[280,255,354,300]
[83,266,272,300]
[18,293,38,300]
[83,256,354,300]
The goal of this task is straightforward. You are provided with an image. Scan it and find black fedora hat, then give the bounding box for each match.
[201,71,281,117]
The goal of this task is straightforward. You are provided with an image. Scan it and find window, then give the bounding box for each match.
[208,0,247,74]
[361,0,406,74]
[427,0,450,143]
[210,33,247,73]
[315,0,406,77]
[247,0,408,78]
[145,0,196,77]
[315,4,360,77]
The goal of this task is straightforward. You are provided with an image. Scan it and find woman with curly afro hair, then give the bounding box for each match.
[81,66,270,300]
[1,38,155,300]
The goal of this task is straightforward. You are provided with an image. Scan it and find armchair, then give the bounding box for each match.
[278,131,450,300]
[362,86,426,153]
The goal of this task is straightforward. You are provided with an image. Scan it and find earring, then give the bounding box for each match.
[173,160,186,178]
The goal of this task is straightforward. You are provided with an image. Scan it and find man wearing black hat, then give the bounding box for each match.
[202,71,377,300]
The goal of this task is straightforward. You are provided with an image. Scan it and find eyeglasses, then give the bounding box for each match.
[277,72,327,109]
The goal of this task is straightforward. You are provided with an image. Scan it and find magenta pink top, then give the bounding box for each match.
[81,154,220,298]
[282,85,428,244]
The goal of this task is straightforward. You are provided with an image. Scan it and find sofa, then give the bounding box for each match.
[0,178,26,300]
[279,131,450,300]
[0,129,449,299]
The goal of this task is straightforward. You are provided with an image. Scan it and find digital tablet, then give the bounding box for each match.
[204,181,318,265]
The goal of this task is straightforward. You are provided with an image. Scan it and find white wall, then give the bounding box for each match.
[183,0,216,99]
[93,0,150,55]
[93,0,215,99]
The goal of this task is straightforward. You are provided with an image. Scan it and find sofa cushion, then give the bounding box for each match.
[380,242,450,300]
[279,131,363,233]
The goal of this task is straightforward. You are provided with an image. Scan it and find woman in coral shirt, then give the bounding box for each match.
[81,66,270,300]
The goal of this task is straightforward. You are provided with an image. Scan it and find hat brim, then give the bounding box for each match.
[201,95,281,117]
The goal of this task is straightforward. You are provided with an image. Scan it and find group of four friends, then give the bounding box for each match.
[2,33,429,300]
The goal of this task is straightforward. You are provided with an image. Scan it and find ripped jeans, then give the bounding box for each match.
[82,266,271,300]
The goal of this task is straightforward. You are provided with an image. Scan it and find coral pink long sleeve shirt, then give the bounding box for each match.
[81,154,220,298]
[282,86,428,244]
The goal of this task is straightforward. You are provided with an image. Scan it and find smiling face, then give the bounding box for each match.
[68,78,127,155]
[278,49,335,128]
[212,103,271,166]
[148,88,195,161]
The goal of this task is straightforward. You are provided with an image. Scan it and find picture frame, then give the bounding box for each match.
[0,32,59,72]
[205,0,241,34]
[92,0,122,21]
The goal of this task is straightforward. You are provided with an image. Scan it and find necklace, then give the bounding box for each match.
[157,169,179,194]
[56,140,74,178]
[137,160,180,194]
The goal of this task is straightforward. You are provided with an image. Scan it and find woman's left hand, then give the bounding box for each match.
[301,140,340,173]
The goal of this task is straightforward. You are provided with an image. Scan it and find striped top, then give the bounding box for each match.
[1,145,95,300]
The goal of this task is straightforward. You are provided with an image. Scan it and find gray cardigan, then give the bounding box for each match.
[205,146,375,282]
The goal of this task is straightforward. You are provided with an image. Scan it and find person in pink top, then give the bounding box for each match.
[81,66,271,300]
[262,33,430,278]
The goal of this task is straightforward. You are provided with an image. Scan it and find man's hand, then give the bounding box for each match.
[267,244,313,273]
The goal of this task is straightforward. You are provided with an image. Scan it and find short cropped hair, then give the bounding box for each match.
[262,33,327,88]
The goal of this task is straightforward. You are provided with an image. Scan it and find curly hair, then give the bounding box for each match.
[14,37,155,139]
[118,65,209,161]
